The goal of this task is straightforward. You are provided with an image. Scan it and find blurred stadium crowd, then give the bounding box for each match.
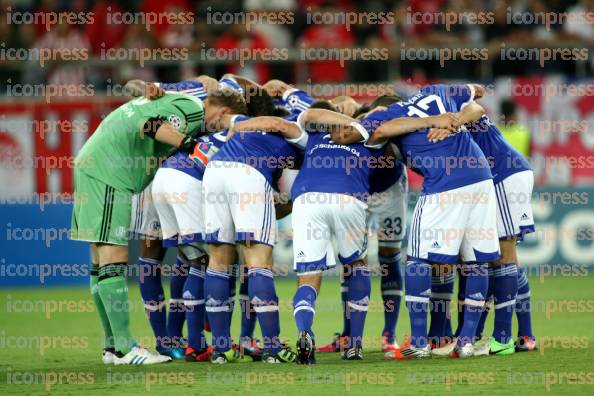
[0,0,593,90]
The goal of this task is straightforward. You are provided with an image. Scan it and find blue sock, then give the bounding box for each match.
[167,255,189,348]
[183,265,207,351]
[347,266,371,348]
[454,268,467,337]
[428,269,454,343]
[248,268,281,353]
[380,252,402,343]
[492,263,518,344]
[475,267,495,339]
[516,267,534,339]
[239,265,257,340]
[228,263,239,327]
[205,268,232,352]
[405,261,431,348]
[457,264,488,346]
[293,284,317,337]
[138,257,168,350]
[340,270,350,336]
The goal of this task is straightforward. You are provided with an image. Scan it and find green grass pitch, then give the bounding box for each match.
[1,274,593,395]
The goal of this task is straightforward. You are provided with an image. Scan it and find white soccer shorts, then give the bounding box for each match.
[129,182,161,239]
[203,161,276,246]
[407,179,500,264]
[367,170,408,248]
[494,170,535,241]
[292,192,369,274]
[151,167,204,247]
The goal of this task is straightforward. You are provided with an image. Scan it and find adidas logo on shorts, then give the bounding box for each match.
[521,213,529,220]
[431,241,440,248]
[297,251,306,258]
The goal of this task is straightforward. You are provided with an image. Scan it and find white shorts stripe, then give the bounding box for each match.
[254,305,279,313]
[494,299,516,310]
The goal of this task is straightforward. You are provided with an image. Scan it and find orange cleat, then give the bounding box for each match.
[185,346,213,362]
[384,340,431,360]
[381,335,400,352]
[317,333,349,353]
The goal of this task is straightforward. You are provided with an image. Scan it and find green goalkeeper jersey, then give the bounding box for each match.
[75,93,204,193]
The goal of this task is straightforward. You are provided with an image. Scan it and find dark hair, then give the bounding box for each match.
[244,87,275,116]
[353,105,371,118]
[500,99,515,118]
[369,94,405,109]
[209,89,247,115]
[272,107,290,117]
[309,100,336,111]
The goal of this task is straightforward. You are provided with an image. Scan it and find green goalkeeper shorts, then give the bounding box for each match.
[71,168,133,245]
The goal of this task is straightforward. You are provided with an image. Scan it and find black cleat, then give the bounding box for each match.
[341,346,363,360]
[296,331,316,365]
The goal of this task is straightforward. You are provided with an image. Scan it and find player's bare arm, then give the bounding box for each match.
[329,96,362,117]
[370,113,461,144]
[426,102,486,142]
[262,79,293,97]
[229,116,302,140]
[123,80,164,99]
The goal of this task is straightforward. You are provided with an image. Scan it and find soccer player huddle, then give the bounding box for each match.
[70,73,537,365]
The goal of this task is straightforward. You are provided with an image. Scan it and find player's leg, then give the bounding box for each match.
[71,170,170,364]
[332,193,370,360]
[72,170,115,362]
[292,192,336,363]
[428,263,454,347]
[203,162,238,363]
[457,179,500,358]
[507,171,537,351]
[179,243,211,362]
[387,191,464,360]
[487,239,518,355]
[375,176,408,351]
[232,163,295,363]
[89,243,116,364]
[146,173,188,357]
[238,263,258,349]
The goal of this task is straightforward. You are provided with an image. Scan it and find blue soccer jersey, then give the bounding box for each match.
[359,84,493,194]
[467,115,532,184]
[277,88,316,115]
[212,115,300,189]
[290,126,386,202]
[369,152,406,194]
[160,131,228,181]
[156,76,243,100]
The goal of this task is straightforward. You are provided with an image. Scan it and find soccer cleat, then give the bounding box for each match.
[454,343,475,358]
[185,346,213,362]
[238,338,263,361]
[210,345,254,364]
[296,331,316,365]
[113,345,172,365]
[102,348,117,364]
[515,336,537,352]
[431,339,457,357]
[317,332,349,353]
[381,335,400,352]
[210,348,242,364]
[342,346,363,360]
[262,346,297,363]
[158,347,186,360]
[489,338,516,355]
[384,341,431,360]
